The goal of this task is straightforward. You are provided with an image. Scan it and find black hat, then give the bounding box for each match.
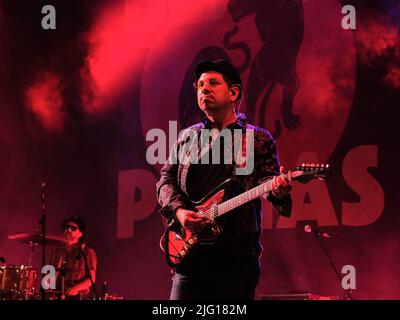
[195,59,242,86]
[61,215,86,237]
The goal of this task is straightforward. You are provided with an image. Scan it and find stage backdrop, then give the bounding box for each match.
[0,0,399,299]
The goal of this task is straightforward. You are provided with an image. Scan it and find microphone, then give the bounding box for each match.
[0,256,6,263]
[304,224,331,238]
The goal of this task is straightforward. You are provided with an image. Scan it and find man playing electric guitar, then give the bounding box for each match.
[156,59,292,300]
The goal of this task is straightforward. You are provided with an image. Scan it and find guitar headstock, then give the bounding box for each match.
[291,163,331,184]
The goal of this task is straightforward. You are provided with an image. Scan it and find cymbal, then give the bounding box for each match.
[8,232,65,246]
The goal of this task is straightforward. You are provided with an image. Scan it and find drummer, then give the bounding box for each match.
[46,216,97,299]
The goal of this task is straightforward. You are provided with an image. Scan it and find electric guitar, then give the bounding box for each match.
[160,164,331,268]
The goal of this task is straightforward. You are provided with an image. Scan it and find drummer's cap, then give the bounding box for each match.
[61,215,86,240]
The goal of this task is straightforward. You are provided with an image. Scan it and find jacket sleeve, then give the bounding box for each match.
[254,129,292,217]
[156,141,190,223]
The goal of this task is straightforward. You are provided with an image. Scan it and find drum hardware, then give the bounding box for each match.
[8,233,65,246]
[4,231,66,300]
[5,182,67,300]
[39,182,47,301]
[4,184,110,301]
[0,265,38,299]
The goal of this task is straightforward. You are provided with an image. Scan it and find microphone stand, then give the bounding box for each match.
[58,255,67,300]
[79,245,99,300]
[39,182,47,300]
[311,231,352,300]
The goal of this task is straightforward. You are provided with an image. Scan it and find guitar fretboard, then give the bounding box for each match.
[204,179,274,220]
[201,165,329,220]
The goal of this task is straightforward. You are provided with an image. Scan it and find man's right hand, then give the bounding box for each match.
[175,208,211,233]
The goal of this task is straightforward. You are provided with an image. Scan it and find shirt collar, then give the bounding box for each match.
[201,112,247,129]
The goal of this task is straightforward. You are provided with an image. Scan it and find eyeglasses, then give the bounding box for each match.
[193,78,222,91]
[63,225,79,231]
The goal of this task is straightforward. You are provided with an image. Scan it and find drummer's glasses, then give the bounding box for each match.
[63,225,79,232]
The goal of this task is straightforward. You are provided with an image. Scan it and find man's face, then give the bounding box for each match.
[63,222,83,245]
[196,71,233,115]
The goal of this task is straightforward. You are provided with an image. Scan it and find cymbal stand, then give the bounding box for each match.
[28,241,37,265]
[39,182,47,300]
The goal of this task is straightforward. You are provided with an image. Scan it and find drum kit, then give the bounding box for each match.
[2,232,124,300]
[0,232,65,300]
[1,184,124,300]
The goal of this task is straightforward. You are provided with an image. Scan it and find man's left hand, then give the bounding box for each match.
[271,166,292,199]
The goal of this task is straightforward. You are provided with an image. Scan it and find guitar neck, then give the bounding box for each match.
[201,164,331,220]
[204,178,275,220]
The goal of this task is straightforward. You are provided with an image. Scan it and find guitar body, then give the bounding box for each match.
[161,164,331,268]
[163,179,238,268]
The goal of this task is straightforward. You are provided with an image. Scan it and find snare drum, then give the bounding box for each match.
[0,265,38,297]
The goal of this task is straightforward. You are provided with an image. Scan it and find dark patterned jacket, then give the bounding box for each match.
[156,113,291,256]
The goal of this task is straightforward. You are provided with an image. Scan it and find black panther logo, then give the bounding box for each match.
[179,0,304,139]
